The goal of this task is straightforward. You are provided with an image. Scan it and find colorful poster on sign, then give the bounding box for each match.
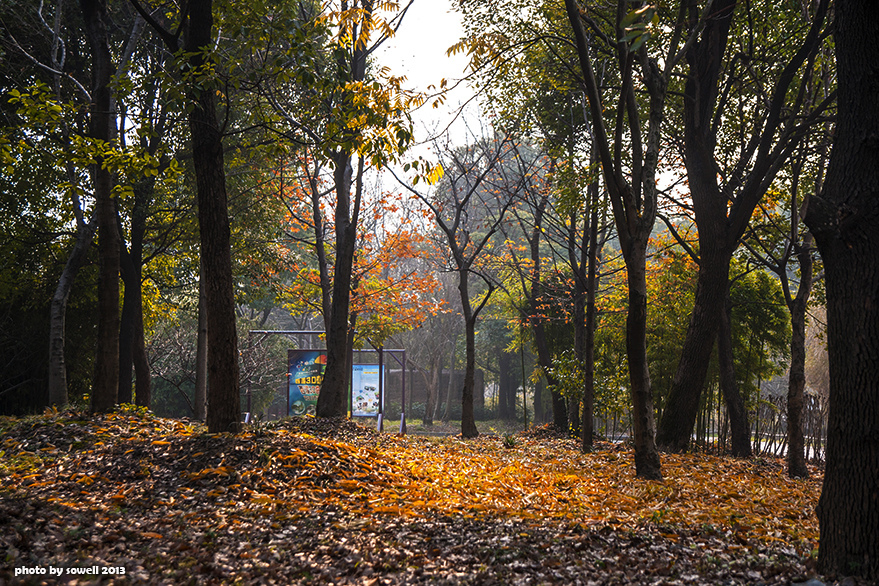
[351,364,384,417]
[288,350,326,416]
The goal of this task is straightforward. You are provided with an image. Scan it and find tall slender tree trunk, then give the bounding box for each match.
[118,182,150,406]
[81,0,119,414]
[423,352,440,426]
[118,249,136,405]
[580,189,599,451]
[805,0,879,577]
[459,273,479,438]
[786,233,813,478]
[533,317,565,431]
[461,315,479,438]
[185,0,240,433]
[717,286,752,457]
[194,269,208,421]
[498,350,515,420]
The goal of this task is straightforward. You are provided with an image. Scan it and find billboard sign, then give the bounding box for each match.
[288,349,326,416]
[352,364,384,417]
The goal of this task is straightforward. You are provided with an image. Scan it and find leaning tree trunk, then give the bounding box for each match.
[81,0,119,414]
[186,0,240,433]
[47,211,97,407]
[657,247,730,452]
[805,0,879,578]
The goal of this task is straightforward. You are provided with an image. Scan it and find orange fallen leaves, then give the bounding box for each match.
[307,436,821,547]
[0,411,821,553]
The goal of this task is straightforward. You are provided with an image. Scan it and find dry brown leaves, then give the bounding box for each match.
[0,409,831,585]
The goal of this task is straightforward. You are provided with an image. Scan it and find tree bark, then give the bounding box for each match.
[441,335,456,422]
[81,0,119,414]
[317,154,360,418]
[717,286,752,457]
[185,0,240,433]
[422,351,440,426]
[459,269,480,438]
[48,211,97,407]
[624,244,662,479]
[656,0,829,452]
[805,0,879,578]
[786,232,813,478]
[563,0,664,479]
[194,268,208,421]
[533,315,565,431]
[582,190,599,450]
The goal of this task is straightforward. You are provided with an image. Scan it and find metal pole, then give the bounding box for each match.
[378,346,384,432]
[520,333,528,430]
[400,350,407,435]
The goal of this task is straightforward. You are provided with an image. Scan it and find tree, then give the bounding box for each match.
[804,0,879,578]
[562,0,695,479]
[655,0,833,453]
[132,0,241,432]
[79,0,120,413]
[398,134,527,437]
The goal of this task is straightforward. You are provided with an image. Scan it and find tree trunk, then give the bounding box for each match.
[787,233,813,478]
[457,269,479,438]
[81,0,119,414]
[185,0,240,433]
[118,179,150,406]
[317,154,359,418]
[717,286,752,457]
[47,211,97,407]
[461,315,479,438]
[118,251,136,405]
[624,243,662,479]
[132,309,150,408]
[194,261,208,421]
[580,171,599,451]
[805,0,879,577]
[533,316,566,431]
[657,250,730,452]
[654,0,736,452]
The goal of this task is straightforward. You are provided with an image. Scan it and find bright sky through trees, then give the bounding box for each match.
[376,0,473,146]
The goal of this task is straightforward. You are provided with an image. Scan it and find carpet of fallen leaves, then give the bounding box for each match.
[0,409,859,585]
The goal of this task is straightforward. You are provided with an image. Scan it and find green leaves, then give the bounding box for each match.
[619,5,659,52]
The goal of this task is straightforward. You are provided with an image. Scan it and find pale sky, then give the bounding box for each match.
[377,0,475,147]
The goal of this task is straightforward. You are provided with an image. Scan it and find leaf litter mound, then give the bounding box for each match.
[0,408,853,585]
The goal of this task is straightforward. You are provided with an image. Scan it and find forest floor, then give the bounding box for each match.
[0,408,864,585]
